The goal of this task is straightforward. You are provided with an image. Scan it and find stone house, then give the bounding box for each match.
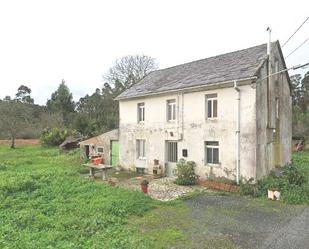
[115,41,292,182]
[79,129,119,166]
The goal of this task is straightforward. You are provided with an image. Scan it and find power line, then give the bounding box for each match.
[285,36,309,59]
[282,16,309,48]
[255,62,309,83]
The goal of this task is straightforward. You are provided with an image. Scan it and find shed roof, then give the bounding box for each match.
[79,129,119,146]
[116,43,269,100]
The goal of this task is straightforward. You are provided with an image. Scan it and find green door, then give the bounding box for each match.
[111,140,119,166]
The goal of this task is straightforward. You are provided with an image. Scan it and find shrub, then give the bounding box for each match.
[174,159,197,185]
[141,179,149,185]
[282,163,306,186]
[240,178,256,196]
[40,127,78,146]
[242,162,309,204]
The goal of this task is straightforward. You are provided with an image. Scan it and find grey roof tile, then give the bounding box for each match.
[117,43,268,99]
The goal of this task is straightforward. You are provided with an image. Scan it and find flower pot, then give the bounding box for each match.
[141,184,148,194]
[91,157,102,165]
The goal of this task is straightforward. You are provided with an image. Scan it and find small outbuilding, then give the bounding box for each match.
[79,129,119,166]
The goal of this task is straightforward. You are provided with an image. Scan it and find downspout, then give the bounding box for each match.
[234,80,240,184]
[181,93,184,139]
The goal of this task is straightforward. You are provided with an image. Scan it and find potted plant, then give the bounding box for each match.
[141,179,149,194]
[153,159,161,176]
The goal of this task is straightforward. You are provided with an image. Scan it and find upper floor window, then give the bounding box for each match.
[167,99,176,121]
[275,59,279,81]
[276,98,279,119]
[206,93,217,119]
[136,139,146,159]
[137,103,145,122]
[205,141,219,164]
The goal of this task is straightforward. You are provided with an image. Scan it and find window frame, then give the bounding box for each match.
[276,98,279,119]
[137,102,145,123]
[205,94,218,119]
[167,99,176,122]
[136,139,146,160]
[275,59,279,82]
[166,141,178,163]
[205,141,219,165]
[96,146,104,154]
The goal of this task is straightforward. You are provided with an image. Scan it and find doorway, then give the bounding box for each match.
[165,141,178,177]
[111,140,119,166]
[85,145,90,159]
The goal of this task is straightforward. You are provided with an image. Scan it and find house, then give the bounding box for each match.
[115,41,292,182]
[79,129,119,166]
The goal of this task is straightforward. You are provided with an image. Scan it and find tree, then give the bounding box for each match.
[291,71,309,139]
[15,85,34,104]
[0,100,31,148]
[301,71,309,112]
[3,96,11,101]
[290,74,302,107]
[104,55,158,89]
[73,54,158,137]
[46,80,75,125]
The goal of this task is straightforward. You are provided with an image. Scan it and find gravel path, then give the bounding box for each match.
[185,194,308,249]
[260,206,309,249]
[117,176,207,201]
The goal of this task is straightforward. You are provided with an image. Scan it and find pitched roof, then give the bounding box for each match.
[116,43,268,100]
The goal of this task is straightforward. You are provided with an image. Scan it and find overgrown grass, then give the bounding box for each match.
[240,151,309,204]
[0,146,156,249]
[1,146,307,248]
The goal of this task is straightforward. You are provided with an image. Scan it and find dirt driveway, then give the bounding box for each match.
[185,195,309,249]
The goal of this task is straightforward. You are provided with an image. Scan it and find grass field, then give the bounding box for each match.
[0,146,158,249]
[0,145,308,249]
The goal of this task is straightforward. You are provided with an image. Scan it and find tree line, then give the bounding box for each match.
[0,55,158,148]
[0,54,308,148]
[291,71,309,140]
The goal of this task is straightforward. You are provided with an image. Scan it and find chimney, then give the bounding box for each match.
[266,27,272,55]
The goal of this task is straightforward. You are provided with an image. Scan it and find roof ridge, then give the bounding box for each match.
[116,42,273,100]
[154,43,267,73]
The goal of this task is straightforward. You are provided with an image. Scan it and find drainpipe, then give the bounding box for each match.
[234,80,240,185]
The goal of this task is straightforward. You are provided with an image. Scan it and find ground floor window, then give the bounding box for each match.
[205,141,219,164]
[136,139,146,159]
[167,141,178,162]
[97,146,104,154]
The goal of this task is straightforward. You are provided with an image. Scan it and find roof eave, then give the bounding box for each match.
[115,76,257,101]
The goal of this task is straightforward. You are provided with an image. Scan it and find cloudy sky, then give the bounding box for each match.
[0,0,308,105]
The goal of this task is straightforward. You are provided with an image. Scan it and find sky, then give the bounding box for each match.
[0,0,308,105]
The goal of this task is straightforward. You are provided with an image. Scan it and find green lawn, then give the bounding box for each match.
[0,146,308,249]
[0,146,158,249]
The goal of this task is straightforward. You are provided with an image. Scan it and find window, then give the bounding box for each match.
[97,147,104,154]
[137,103,145,122]
[167,141,178,162]
[275,59,279,81]
[167,99,176,121]
[182,149,188,157]
[136,139,146,159]
[205,141,219,164]
[206,94,218,118]
[276,98,279,119]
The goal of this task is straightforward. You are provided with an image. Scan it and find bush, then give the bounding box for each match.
[174,159,197,185]
[242,162,309,204]
[240,178,256,196]
[40,127,78,146]
[282,163,306,186]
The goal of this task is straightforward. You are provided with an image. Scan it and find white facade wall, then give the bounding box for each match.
[119,82,257,180]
